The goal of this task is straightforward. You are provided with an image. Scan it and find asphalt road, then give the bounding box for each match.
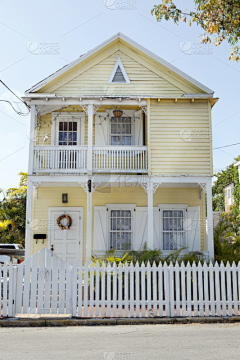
[1,323,240,359]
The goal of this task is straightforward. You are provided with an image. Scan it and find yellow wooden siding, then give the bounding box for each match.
[53,51,184,97]
[31,186,87,259]
[31,186,206,261]
[149,99,212,175]
[37,39,206,95]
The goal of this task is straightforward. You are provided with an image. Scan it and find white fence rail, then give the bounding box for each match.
[33,146,87,173]
[93,146,148,173]
[1,248,240,318]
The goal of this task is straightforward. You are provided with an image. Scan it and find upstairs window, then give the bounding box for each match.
[110,117,132,145]
[58,121,77,146]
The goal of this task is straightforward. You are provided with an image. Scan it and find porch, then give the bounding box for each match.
[26,175,214,262]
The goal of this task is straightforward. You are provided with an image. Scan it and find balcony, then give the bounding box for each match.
[93,146,148,173]
[33,146,87,173]
[33,146,148,174]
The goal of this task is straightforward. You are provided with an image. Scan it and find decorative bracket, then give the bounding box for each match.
[32,182,41,199]
[139,178,160,194]
[198,183,207,200]
[79,181,101,193]
[140,106,147,114]
[79,182,88,193]
[80,105,100,115]
[80,105,88,115]
[93,105,100,115]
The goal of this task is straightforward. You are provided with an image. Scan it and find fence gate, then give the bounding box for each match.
[15,248,73,316]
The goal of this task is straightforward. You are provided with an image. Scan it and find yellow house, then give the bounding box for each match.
[22,33,218,264]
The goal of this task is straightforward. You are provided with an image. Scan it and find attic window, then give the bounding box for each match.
[108,56,130,84]
[112,66,125,83]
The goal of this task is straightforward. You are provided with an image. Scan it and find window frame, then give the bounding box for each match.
[158,204,188,251]
[106,204,136,251]
[51,112,85,146]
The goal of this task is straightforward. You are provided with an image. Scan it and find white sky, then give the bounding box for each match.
[0,0,239,191]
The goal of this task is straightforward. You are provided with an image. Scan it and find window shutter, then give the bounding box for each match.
[184,206,201,251]
[134,207,159,250]
[93,207,108,251]
[134,110,143,146]
[95,113,108,145]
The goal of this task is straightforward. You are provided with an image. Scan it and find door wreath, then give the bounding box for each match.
[57,214,72,230]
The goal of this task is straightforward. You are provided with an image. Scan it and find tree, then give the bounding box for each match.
[212,156,240,211]
[0,173,27,246]
[151,1,240,61]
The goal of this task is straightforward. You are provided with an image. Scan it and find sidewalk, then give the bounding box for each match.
[1,316,240,327]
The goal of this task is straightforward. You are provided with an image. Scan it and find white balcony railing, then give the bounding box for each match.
[33,146,87,173]
[93,146,148,173]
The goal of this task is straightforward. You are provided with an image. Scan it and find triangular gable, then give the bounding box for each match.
[26,33,214,95]
[108,56,130,84]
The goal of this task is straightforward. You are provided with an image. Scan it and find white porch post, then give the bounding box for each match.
[86,180,92,262]
[87,104,93,175]
[28,105,36,175]
[140,178,159,250]
[206,180,214,260]
[147,183,154,249]
[25,106,36,259]
[25,180,33,259]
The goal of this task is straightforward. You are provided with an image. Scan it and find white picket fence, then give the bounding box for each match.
[1,248,240,318]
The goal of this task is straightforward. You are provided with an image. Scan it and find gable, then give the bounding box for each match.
[48,51,186,97]
[31,35,213,96]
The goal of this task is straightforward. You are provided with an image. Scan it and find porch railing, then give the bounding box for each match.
[33,146,87,173]
[93,146,148,173]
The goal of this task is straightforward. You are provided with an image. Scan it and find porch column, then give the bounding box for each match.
[25,105,36,259]
[87,104,93,175]
[206,180,214,260]
[147,184,154,249]
[25,180,33,259]
[28,105,36,175]
[140,178,160,250]
[86,179,92,262]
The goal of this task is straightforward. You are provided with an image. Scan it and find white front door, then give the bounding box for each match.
[49,208,83,265]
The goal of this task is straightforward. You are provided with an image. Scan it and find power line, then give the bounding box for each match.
[213,142,240,150]
[0,80,30,115]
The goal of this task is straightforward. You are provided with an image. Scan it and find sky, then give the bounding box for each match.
[0,0,239,191]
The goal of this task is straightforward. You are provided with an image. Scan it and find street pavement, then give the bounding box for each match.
[0,323,240,359]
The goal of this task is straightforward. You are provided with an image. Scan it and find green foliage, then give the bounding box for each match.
[233,166,240,206]
[91,243,205,266]
[212,155,240,211]
[0,173,27,246]
[151,0,240,61]
[214,218,240,264]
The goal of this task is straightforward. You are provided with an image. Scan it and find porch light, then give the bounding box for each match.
[62,193,68,203]
[113,109,123,118]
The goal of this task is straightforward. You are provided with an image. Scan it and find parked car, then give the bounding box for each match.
[0,244,23,265]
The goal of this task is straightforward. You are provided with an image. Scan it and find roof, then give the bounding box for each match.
[25,33,214,95]
[234,161,240,167]
[223,182,235,188]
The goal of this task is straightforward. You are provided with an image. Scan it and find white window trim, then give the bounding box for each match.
[51,112,85,146]
[108,56,131,84]
[96,110,136,146]
[106,204,136,251]
[158,204,188,251]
